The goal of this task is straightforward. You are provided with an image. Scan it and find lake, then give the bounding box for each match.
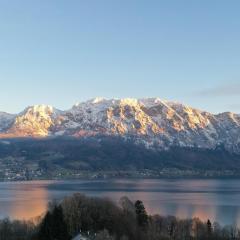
[0,178,240,227]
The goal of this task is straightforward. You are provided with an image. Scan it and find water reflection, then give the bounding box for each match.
[0,181,50,220]
[0,179,240,226]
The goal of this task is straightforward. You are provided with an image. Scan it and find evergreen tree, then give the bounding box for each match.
[38,211,52,240]
[38,205,70,240]
[207,219,212,239]
[134,200,148,228]
[51,205,70,240]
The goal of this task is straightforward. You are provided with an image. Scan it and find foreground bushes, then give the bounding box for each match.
[0,193,240,240]
[0,218,38,240]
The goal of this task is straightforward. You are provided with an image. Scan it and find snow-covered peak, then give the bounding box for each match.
[91,97,106,104]
[139,97,165,107]
[0,98,240,153]
[74,98,105,107]
[0,112,16,132]
[0,112,15,119]
[119,98,138,106]
[5,105,60,137]
[21,104,55,115]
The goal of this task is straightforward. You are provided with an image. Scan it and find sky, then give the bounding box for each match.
[0,0,240,114]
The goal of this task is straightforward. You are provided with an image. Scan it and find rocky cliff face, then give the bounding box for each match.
[0,98,240,152]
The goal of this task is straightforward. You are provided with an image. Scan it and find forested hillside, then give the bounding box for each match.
[0,137,240,180]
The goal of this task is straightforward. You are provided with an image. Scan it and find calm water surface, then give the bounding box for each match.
[0,179,240,226]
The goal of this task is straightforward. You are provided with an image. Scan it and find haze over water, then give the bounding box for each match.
[0,179,240,227]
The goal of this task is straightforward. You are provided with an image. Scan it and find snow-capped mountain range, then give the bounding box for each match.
[1,98,240,153]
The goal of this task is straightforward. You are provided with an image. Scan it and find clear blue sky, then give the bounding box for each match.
[0,0,240,113]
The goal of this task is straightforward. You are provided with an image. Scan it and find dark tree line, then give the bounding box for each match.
[1,193,240,240]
